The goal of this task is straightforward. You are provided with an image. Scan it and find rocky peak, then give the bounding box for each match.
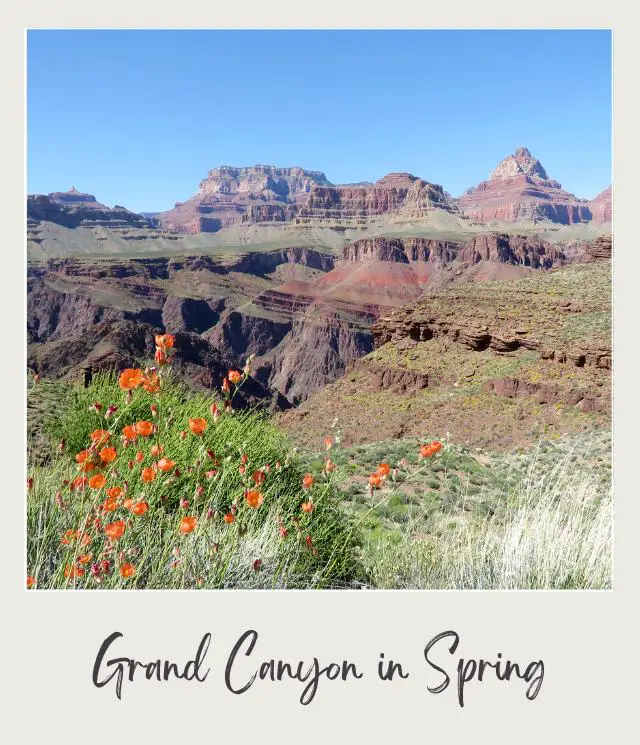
[490,147,549,182]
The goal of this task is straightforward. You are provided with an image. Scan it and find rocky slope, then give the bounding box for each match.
[459,147,596,225]
[279,257,611,450]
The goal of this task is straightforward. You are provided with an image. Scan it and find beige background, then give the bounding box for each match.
[4,4,638,742]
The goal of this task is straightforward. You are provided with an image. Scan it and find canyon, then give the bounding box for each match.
[27,148,612,414]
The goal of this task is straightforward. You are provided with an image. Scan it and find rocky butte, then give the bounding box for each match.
[160,166,332,233]
[458,147,606,225]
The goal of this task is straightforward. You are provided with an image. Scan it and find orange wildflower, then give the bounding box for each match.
[179,516,198,534]
[301,500,314,514]
[156,458,175,473]
[324,459,336,473]
[189,417,207,435]
[107,486,123,499]
[105,520,126,541]
[228,369,242,385]
[64,565,85,579]
[154,348,168,366]
[222,377,231,394]
[119,563,136,579]
[135,451,145,463]
[89,474,107,490]
[135,420,154,437]
[80,460,96,473]
[26,576,36,589]
[223,513,235,525]
[155,333,175,350]
[99,446,117,463]
[245,490,264,509]
[150,444,164,457]
[420,444,435,458]
[252,470,266,486]
[72,476,89,490]
[141,467,156,483]
[90,429,111,445]
[75,449,92,464]
[377,463,391,477]
[123,498,134,510]
[131,501,149,517]
[119,368,144,391]
[431,441,443,453]
[302,474,314,489]
[122,424,137,441]
[324,436,333,450]
[143,371,161,393]
[77,554,93,564]
[369,473,383,488]
[102,498,119,512]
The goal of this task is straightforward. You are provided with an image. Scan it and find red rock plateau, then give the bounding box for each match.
[459,147,605,225]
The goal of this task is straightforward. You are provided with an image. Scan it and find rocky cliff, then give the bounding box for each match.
[160,165,332,233]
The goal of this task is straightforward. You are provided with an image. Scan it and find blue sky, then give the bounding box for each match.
[27,30,612,212]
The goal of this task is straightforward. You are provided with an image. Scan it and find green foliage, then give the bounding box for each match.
[28,373,362,589]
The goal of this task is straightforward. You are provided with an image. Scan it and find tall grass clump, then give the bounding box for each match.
[26,337,361,589]
[363,440,612,590]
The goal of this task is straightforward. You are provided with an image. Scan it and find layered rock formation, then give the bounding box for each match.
[160,165,332,233]
[459,147,594,225]
[589,186,612,224]
[280,259,611,450]
[293,172,457,226]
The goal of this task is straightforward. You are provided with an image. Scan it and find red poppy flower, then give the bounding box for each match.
[189,418,207,435]
[105,520,126,541]
[179,516,198,535]
[131,501,149,517]
[120,563,136,579]
[141,467,156,483]
[99,446,117,464]
[90,429,111,445]
[155,334,175,350]
[89,474,107,490]
[122,425,137,441]
[119,368,144,391]
[135,421,154,437]
[245,490,264,509]
[64,565,85,579]
[156,458,175,473]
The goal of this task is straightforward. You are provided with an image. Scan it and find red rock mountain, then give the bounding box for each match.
[459,147,595,225]
[160,165,332,233]
[589,186,612,224]
[160,168,458,232]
